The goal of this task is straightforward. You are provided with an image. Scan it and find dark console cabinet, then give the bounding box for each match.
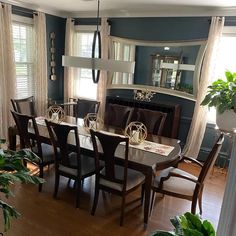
[106,96,181,139]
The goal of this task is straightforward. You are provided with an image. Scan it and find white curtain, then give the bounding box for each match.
[0,3,16,139]
[97,18,109,119]
[183,17,224,158]
[64,18,75,102]
[34,12,48,116]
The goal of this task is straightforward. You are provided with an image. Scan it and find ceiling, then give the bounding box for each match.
[4,0,236,17]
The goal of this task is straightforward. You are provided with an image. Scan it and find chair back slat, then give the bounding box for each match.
[45,120,80,170]
[90,130,129,186]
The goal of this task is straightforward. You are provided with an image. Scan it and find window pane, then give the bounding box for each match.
[13,22,34,98]
[74,31,97,99]
[207,33,236,123]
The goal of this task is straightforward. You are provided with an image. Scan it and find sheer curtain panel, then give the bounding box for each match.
[33,12,48,116]
[97,18,109,119]
[0,3,16,139]
[183,17,224,159]
[64,18,75,102]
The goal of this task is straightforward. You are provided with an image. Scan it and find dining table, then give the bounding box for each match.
[29,116,181,227]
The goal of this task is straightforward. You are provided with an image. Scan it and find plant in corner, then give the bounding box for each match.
[149,212,216,236]
[0,139,44,232]
[201,70,236,131]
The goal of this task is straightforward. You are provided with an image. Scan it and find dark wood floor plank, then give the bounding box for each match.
[1,163,226,235]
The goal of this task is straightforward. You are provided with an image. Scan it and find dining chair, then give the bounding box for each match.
[150,133,224,215]
[11,96,37,116]
[11,111,55,192]
[75,99,100,119]
[104,103,134,129]
[45,119,96,208]
[90,129,145,226]
[130,108,167,135]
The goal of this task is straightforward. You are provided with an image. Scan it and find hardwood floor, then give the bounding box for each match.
[1,163,226,236]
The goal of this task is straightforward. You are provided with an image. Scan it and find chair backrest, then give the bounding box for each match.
[197,133,224,185]
[76,99,100,118]
[130,108,167,135]
[11,96,37,116]
[45,119,80,170]
[11,110,42,155]
[104,104,134,129]
[90,130,129,189]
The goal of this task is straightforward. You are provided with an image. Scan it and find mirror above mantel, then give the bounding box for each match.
[108,36,207,101]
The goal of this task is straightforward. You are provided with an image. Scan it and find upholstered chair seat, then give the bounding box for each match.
[153,167,197,196]
[58,153,95,176]
[100,165,145,191]
[32,143,55,163]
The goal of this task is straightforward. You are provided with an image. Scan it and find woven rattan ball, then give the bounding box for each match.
[83,113,104,131]
[46,105,65,123]
[124,121,147,145]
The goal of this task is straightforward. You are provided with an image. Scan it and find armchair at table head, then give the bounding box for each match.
[90,129,145,226]
[45,119,95,208]
[11,96,37,116]
[10,110,55,192]
[130,108,167,135]
[75,98,100,118]
[150,133,224,215]
[104,104,134,129]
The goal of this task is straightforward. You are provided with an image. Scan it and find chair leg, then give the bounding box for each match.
[53,173,60,198]
[150,190,156,216]
[75,180,81,208]
[141,183,145,205]
[38,165,44,192]
[198,189,203,215]
[120,195,126,226]
[91,186,99,215]
[191,197,197,214]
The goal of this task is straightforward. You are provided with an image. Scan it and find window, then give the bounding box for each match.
[207,26,236,123]
[12,16,34,99]
[73,26,98,100]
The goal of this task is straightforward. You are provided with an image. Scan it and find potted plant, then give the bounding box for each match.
[201,70,236,132]
[0,139,44,232]
[149,212,215,236]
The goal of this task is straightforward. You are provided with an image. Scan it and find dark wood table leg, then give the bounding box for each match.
[144,168,153,228]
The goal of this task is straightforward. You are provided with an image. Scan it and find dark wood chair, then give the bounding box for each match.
[90,129,145,226]
[45,120,96,208]
[11,96,37,116]
[130,108,167,135]
[104,104,134,129]
[11,111,55,192]
[75,99,100,118]
[150,133,224,215]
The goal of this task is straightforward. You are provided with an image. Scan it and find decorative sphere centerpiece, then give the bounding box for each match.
[83,113,104,131]
[125,122,147,145]
[46,105,65,123]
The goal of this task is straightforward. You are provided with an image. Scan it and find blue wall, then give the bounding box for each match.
[46,14,66,101]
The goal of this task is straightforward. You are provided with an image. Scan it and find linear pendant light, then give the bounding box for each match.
[62,0,135,83]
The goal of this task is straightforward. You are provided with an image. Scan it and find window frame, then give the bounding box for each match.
[12,14,34,99]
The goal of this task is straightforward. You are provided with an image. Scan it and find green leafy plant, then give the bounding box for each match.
[201,70,236,113]
[0,139,44,232]
[150,212,215,236]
